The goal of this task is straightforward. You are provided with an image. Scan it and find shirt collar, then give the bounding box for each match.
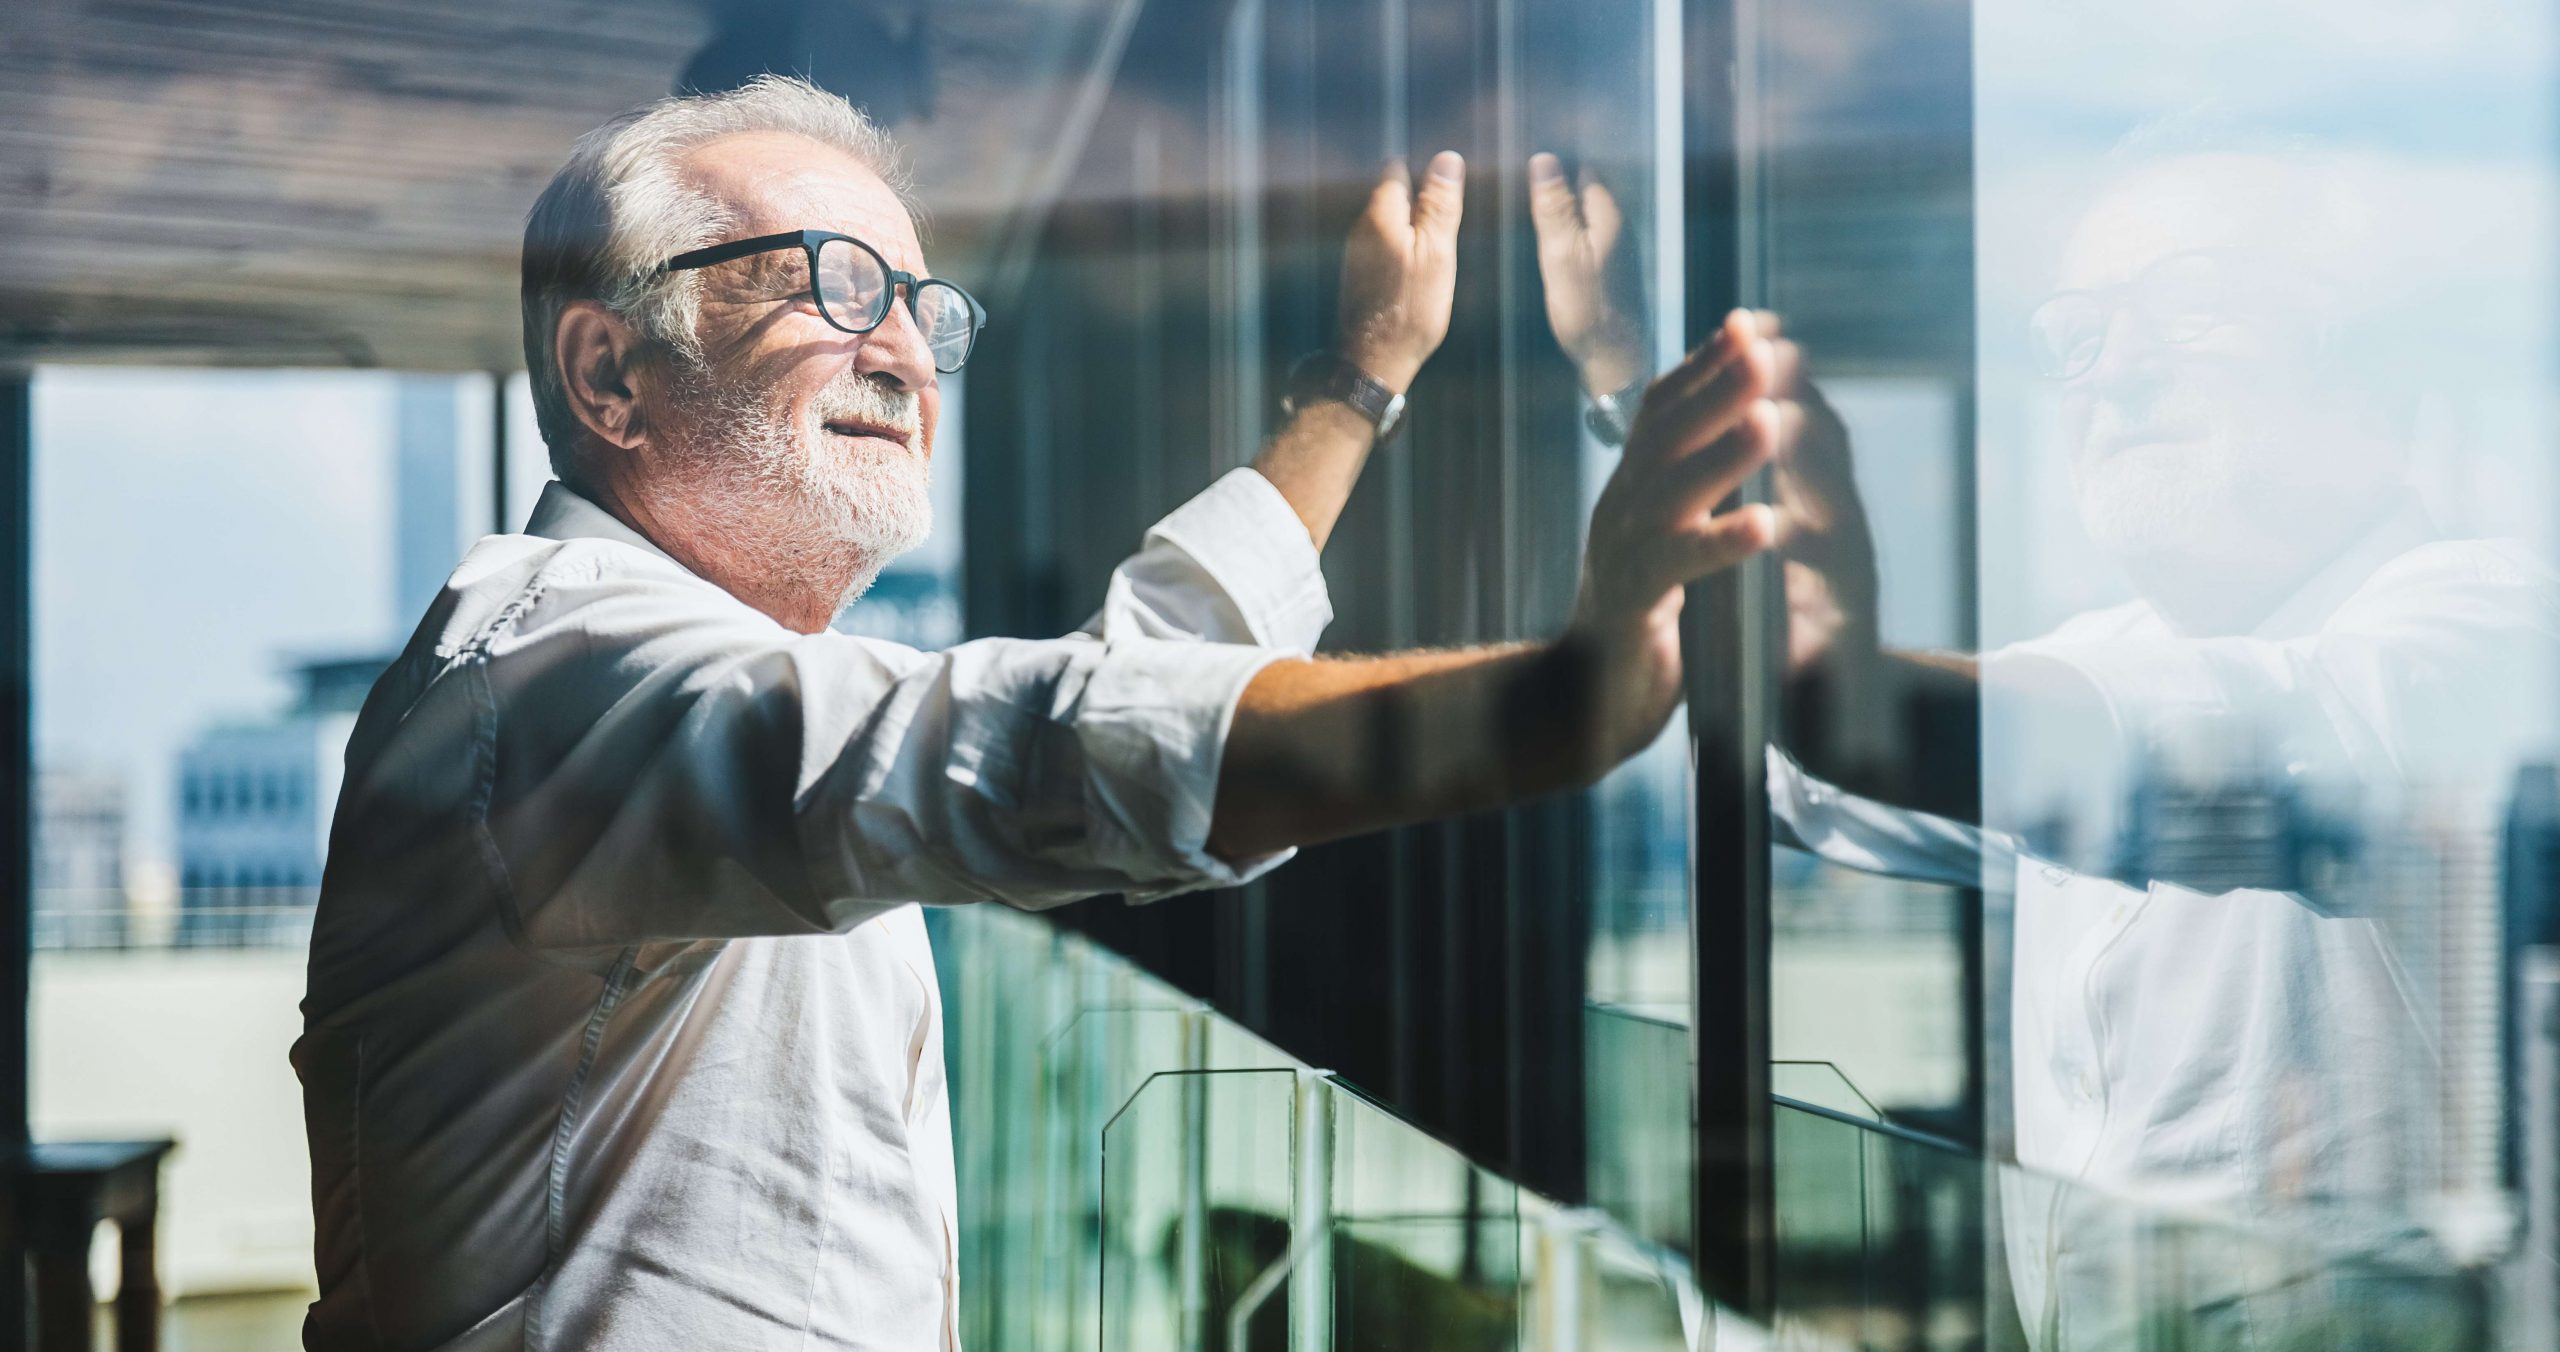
[2250,502,2437,640]
[523,480,678,564]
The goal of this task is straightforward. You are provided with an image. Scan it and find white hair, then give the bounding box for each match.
[519,75,914,479]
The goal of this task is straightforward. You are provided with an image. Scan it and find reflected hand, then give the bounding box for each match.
[1756,313,1881,677]
[1569,311,1785,751]
[1528,153,1646,398]
[1339,151,1466,393]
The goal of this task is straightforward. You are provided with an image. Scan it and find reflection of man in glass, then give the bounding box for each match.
[1532,124,2560,1344]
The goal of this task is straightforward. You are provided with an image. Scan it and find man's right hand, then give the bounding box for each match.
[1567,310,1786,756]
[1210,312,1787,862]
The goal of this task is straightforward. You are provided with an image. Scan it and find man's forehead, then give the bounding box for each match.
[677,130,923,268]
[2059,153,2299,288]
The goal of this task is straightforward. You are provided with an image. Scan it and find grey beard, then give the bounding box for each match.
[662,357,934,617]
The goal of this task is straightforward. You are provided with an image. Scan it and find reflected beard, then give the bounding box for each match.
[664,359,933,614]
[2074,437,2264,569]
[2071,418,2386,628]
[2071,383,2303,583]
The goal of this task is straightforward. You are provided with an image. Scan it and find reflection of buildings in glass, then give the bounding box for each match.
[2118,736,2511,1231]
[2114,725,2311,896]
[174,655,381,947]
[1593,737,1686,930]
[34,765,128,946]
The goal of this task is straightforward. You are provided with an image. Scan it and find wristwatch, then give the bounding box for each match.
[1282,351,1406,442]
[1584,372,1652,448]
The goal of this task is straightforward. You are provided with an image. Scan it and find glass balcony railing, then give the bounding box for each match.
[931,904,1769,1352]
[1770,1093,2501,1351]
[939,901,2504,1349]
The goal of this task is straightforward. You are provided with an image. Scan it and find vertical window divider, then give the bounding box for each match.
[1680,0,1778,1319]
[489,370,512,535]
[0,370,31,1339]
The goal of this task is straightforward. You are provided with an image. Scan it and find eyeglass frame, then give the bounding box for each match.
[2025,246,2295,383]
[657,228,987,373]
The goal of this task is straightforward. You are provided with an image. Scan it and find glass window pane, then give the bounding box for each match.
[31,367,468,1299]
[1760,0,2560,1342]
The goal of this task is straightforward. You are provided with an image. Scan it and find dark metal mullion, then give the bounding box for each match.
[1681,0,1777,1319]
[490,370,511,535]
[0,371,32,1340]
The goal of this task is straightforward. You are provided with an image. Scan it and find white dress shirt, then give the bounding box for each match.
[1774,512,2560,1346]
[294,468,1331,1351]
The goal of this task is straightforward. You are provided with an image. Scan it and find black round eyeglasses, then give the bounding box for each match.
[659,229,986,374]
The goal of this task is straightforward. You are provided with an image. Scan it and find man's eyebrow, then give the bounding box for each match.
[726,247,805,292]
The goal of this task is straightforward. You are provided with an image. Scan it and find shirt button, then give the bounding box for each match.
[2040,864,2073,885]
[2076,1070,2100,1101]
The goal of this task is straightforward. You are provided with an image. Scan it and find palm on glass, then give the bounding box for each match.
[1527,152,1647,398]
[1340,151,1468,392]
[1570,310,1790,754]
[1750,314,1880,679]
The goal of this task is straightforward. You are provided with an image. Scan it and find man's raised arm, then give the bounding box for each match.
[1253,151,1467,548]
[1080,154,1464,653]
[1210,311,1784,858]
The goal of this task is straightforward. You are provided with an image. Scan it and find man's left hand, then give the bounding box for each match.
[1527,152,1646,400]
[1339,151,1466,394]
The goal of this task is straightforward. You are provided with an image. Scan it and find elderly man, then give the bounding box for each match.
[294,77,1780,1350]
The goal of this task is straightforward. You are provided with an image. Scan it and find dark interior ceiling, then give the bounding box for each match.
[0,0,1133,372]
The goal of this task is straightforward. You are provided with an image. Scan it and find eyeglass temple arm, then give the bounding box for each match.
[659,231,813,274]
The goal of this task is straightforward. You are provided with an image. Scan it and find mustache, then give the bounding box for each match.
[814,372,920,435]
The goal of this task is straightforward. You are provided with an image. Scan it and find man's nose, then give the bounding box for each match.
[2082,307,2173,389]
[854,290,937,391]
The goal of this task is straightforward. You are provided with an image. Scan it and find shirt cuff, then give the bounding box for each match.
[1141,468,1334,655]
[1073,636,1296,903]
[1767,745,2001,889]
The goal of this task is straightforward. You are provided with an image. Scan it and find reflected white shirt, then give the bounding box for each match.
[294,469,1330,1351]
[1773,513,2560,1342]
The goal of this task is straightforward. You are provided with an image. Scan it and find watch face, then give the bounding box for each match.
[1281,353,1400,436]
[1586,399,1630,447]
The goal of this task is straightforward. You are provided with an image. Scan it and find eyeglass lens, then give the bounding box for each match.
[815,238,981,372]
[2028,252,2231,380]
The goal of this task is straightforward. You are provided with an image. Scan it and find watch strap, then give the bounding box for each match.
[1283,352,1406,441]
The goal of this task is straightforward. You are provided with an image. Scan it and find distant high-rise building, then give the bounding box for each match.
[174,655,383,946]
[395,375,467,622]
[33,765,127,946]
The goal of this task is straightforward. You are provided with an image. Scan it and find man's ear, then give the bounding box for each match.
[555,300,651,452]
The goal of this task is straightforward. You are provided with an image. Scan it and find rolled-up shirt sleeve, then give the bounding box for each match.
[477,505,1313,950]
[1768,746,2006,889]
[799,629,1290,913]
[1082,467,1332,654]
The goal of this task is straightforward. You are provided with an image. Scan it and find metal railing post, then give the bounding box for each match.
[1177,1010,1210,1352]
[1287,1069,1335,1352]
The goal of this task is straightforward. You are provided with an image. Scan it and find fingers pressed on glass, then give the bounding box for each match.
[1658,504,1778,590]
[1632,343,1770,460]
[1412,151,1465,233]
[1368,158,1413,228]
[1646,399,1778,514]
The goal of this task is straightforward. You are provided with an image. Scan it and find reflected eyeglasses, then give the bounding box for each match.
[658,229,987,374]
[2027,249,2244,382]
